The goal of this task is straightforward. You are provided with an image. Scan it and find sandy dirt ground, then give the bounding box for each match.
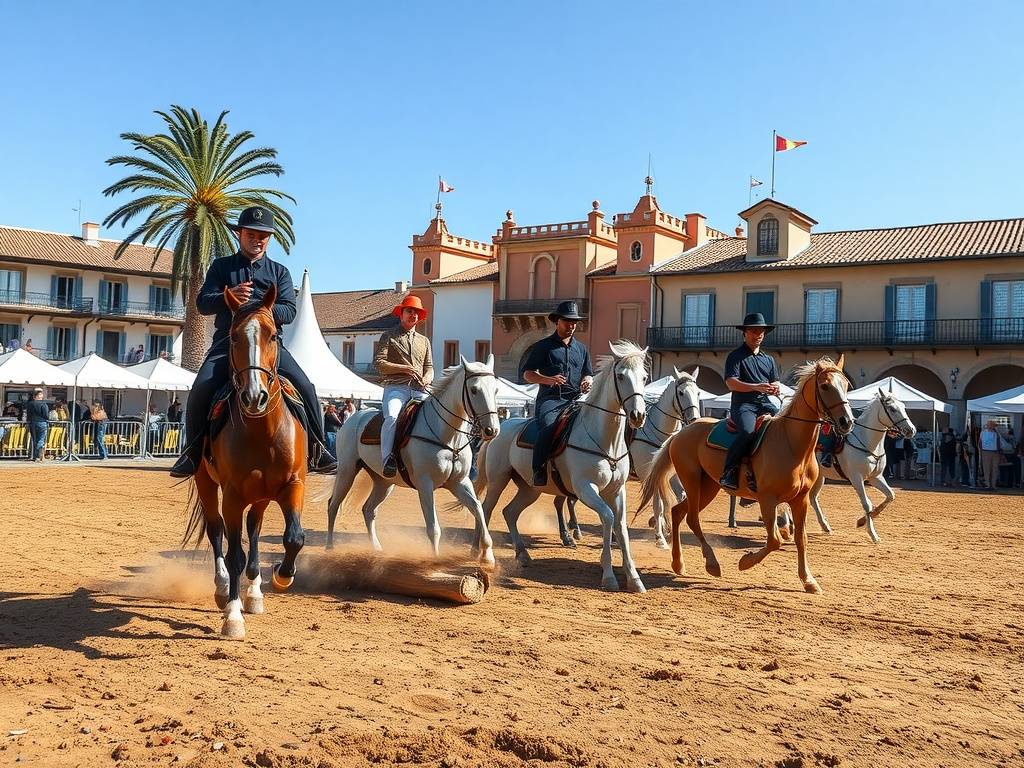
[1,460,1023,768]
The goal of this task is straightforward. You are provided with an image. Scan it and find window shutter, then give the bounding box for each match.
[46,327,55,358]
[69,327,78,359]
[145,332,151,358]
[99,280,109,311]
[148,285,156,312]
[883,285,895,345]
[50,275,58,301]
[925,283,937,343]
[980,280,992,342]
[94,330,102,356]
[74,276,83,307]
[707,292,717,347]
[118,332,126,361]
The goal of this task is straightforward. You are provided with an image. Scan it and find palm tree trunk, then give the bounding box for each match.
[181,254,210,372]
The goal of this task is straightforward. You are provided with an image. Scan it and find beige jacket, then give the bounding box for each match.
[374,326,434,390]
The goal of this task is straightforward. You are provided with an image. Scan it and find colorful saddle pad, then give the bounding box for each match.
[706,415,771,453]
[515,403,580,460]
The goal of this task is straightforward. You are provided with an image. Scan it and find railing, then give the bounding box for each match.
[96,300,185,320]
[148,421,184,457]
[507,221,590,240]
[494,298,590,317]
[0,419,184,460]
[648,318,1024,351]
[0,421,32,458]
[0,289,93,314]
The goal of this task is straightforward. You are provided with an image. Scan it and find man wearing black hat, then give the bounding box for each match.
[169,206,336,478]
[720,312,782,491]
[521,301,594,486]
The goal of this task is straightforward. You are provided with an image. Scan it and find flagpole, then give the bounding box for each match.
[436,175,442,212]
[749,176,753,207]
[771,130,776,199]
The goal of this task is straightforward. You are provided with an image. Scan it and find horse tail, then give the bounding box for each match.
[637,437,675,515]
[340,470,373,519]
[182,479,207,549]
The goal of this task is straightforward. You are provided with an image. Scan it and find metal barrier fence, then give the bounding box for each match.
[149,422,185,457]
[0,420,184,460]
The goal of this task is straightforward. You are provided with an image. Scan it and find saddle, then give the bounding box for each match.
[706,414,771,454]
[515,403,580,458]
[205,376,309,462]
[359,400,422,448]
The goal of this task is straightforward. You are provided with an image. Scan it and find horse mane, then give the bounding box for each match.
[589,339,648,405]
[427,360,487,400]
[778,356,843,418]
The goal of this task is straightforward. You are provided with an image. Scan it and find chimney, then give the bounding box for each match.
[735,225,745,237]
[82,222,100,247]
[685,213,708,249]
[395,280,407,293]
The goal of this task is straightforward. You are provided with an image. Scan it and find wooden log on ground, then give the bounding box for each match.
[305,553,490,605]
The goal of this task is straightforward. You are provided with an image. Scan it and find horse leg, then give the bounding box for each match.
[326,461,359,550]
[670,498,687,576]
[362,479,394,552]
[219,492,247,640]
[450,477,495,568]
[194,465,228,609]
[554,497,575,548]
[243,501,269,614]
[738,494,783,571]
[789,494,821,594]
[686,475,722,577]
[808,471,832,534]
[568,498,582,541]
[575,482,619,591]
[850,474,880,544]
[652,489,670,550]
[502,479,542,566]
[611,486,645,593]
[416,480,442,556]
[727,495,737,529]
[861,473,896,525]
[272,481,305,591]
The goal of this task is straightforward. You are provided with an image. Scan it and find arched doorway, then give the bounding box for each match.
[510,329,549,383]
[876,364,949,430]
[962,364,1024,401]
[692,367,726,395]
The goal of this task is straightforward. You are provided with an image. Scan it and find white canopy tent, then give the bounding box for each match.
[0,349,76,387]
[966,383,1024,415]
[494,377,536,407]
[645,374,720,406]
[704,382,795,412]
[288,270,384,401]
[127,358,196,392]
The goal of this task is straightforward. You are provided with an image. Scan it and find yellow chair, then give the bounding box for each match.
[162,428,180,452]
[1,424,29,454]
[45,425,68,457]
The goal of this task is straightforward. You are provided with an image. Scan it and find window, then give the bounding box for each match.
[683,292,712,345]
[52,275,77,309]
[475,340,490,362]
[757,217,779,257]
[992,279,1024,340]
[342,341,355,367]
[0,269,23,301]
[99,280,127,313]
[444,340,459,369]
[422,258,432,275]
[0,322,20,348]
[629,241,642,262]
[745,290,776,324]
[147,333,174,360]
[47,326,77,361]
[805,288,838,344]
[149,285,172,314]
[895,284,927,342]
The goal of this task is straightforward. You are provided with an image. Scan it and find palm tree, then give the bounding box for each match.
[103,105,295,370]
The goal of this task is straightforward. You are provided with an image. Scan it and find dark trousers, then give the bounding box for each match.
[723,402,777,474]
[29,421,48,459]
[940,455,957,484]
[532,398,573,473]
[183,347,327,462]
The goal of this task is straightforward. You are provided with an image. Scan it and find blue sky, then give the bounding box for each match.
[3,1,1022,293]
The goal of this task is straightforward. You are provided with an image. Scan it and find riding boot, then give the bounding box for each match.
[719,465,740,490]
[745,465,758,493]
[382,453,398,478]
[532,466,548,487]
[169,439,202,478]
[820,452,833,468]
[308,437,337,474]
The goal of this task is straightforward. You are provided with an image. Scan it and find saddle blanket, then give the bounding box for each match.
[206,377,309,458]
[706,415,771,453]
[515,403,580,459]
[359,400,422,448]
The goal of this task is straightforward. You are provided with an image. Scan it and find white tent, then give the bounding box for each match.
[645,374,720,403]
[494,377,536,407]
[704,382,794,411]
[287,270,383,400]
[127,358,196,392]
[58,354,151,390]
[846,376,952,413]
[0,348,76,386]
[967,383,1024,415]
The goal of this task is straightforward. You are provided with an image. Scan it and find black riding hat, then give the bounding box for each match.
[549,300,584,322]
[228,205,276,233]
[736,312,775,333]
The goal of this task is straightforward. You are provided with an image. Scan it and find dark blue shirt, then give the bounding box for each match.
[521,332,594,403]
[725,343,781,409]
[26,400,50,423]
[196,252,296,354]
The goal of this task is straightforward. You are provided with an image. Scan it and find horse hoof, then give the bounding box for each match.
[560,536,577,549]
[738,552,756,571]
[705,561,722,578]
[572,529,582,541]
[803,580,822,595]
[779,526,792,542]
[868,531,881,545]
[271,565,294,592]
[325,540,335,551]
[671,559,685,576]
[479,550,496,570]
[655,538,670,551]
[515,549,532,567]
[221,618,246,640]
[214,593,229,610]
[601,577,620,592]
[856,516,867,528]
[626,578,646,594]
[243,597,264,615]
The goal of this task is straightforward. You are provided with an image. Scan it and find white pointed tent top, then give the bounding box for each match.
[967,382,1024,414]
[127,357,197,392]
[846,376,952,413]
[287,270,384,400]
[0,348,76,386]
[646,374,720,402]
[57,353,151,389]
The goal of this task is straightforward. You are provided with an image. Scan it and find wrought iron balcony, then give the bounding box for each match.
[96,300,185,321]
[648,318,1024,351]
[0,289,94,314]
[493,298,589,317]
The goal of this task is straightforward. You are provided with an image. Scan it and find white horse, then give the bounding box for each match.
[326,356,501,564]
[806,390,916,544]
[474,340,649,592]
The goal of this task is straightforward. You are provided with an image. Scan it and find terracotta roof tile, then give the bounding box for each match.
[429,261,498,285]
[587,264,618,277]
[652,217,1024,274]
[311,288,405,333]
[0,225,173,275]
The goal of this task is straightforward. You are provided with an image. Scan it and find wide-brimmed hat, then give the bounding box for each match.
[228,206,276,233]
[736,312,775,333]
[392,294,428,320]
[548,300,584,322]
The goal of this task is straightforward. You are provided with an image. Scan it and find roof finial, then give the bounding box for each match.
[645,153,654,196]
[435,201,443,218]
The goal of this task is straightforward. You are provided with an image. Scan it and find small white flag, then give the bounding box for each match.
[750,177,764,188]
[439,178,455,193]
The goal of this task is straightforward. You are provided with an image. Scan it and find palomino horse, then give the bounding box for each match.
[806,390,916,544]
[183,284,307,640]
[326,357,500,564]
[640,355,854,594]
[554,367,702,550]
[475,341,649,592]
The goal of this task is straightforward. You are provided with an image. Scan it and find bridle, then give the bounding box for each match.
[780,370,851,428]
[415,369,498,455]
[647,380,700,440]
[862,395,914,437]
[229,312,282,418]
[571,359,646,471]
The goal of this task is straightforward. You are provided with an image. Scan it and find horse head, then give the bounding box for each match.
[877,389,916,439]
[671,365,702,425]
[225,283,279,417]
[811,353,854,434]
[609,341,648,430]
[459,354,500,440]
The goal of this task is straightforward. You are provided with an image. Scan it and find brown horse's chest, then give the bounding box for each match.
[209,409,304,499]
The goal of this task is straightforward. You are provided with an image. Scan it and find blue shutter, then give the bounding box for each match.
[69,327,78,359]
[144,332,151,359]
[94,330,102,357]
[980,280,992,342]
[46,327,55,359]
[118,332,126,361]
[925,283,936,343]
[50,275,58,303]
[74,276,83,309]
[99,280,109,312]
[148,285,156,314]
[883,285,895,345]
[707,292,717,348]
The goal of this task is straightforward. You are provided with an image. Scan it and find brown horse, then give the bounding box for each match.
[183,283,307,640]
[640,355,853,593]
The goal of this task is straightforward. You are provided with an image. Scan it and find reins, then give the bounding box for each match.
[412,370,496,457]
[229,315,284,420]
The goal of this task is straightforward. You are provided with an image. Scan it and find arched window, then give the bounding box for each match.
[422,257,432,275]
[757,217,779,257]
[629,241,642,262]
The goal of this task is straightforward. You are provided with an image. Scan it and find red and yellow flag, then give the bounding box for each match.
[775,134,807,152]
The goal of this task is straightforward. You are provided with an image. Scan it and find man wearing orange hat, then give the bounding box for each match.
[373,295,434,478]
